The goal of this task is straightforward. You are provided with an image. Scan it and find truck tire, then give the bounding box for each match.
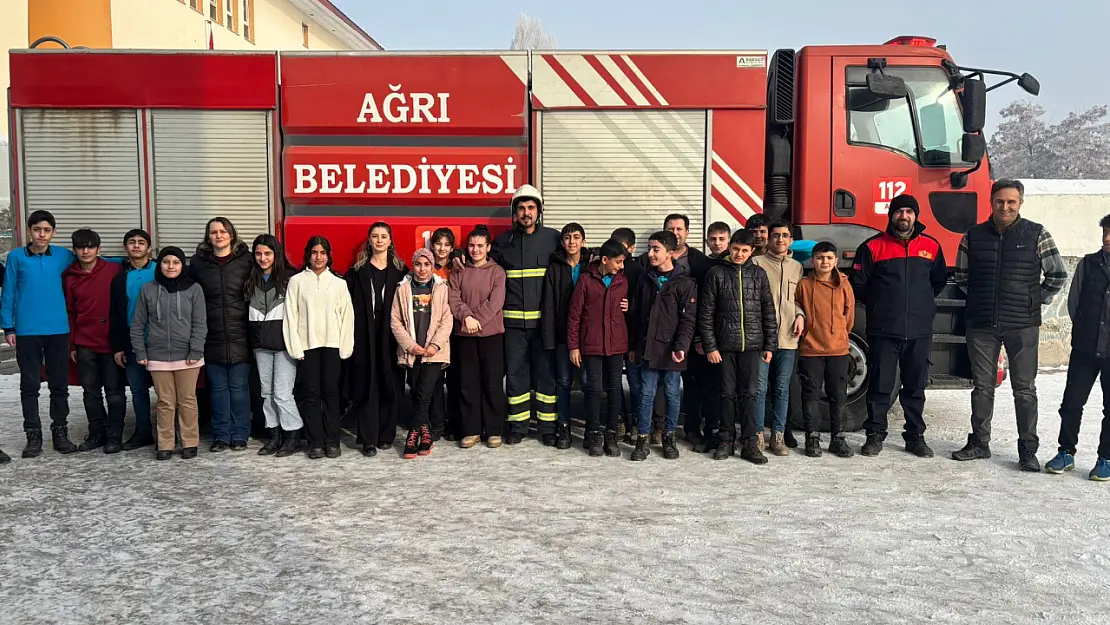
[788,333,870,433]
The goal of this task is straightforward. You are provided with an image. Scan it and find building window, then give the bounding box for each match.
[242,0,253,41]
[190,0,200,11]
[209,0,219,22]
[302,23,309,48]
[225,0,236,31]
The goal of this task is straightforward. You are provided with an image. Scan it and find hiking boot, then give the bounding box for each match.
[103,436,123,455]
[586,431,604,457]
[770,432,789,456]
[155,450,173,461]
[121,431,154,451]
[604,430,621,457]
[541,433,557,447]
[861,433,884,457]
[829,435,854,458]
[631,434,651,461]
[0,448,10,465]
[22,429,43,459]
[713,439,734,460]
[307,447,325,460]
[1090,458,1110,482]
[662,431,680,460]
[805,433,822,458]
[78,429,106,452]
[486,436,503,448]
[1018,442,1040,473]
[418,426,434,456]
[651,427,663,445]
[258,428,283,456]
[555,423,571,450]
[210,441,229,453]
[756,431,766,451]
[906,438,935,458]
[460,435,481,449]
[1045,451,1075,474]
[180,447,198,459]
[403,429,421,459]
[52,426,79,454]
[276,430,301,458]
[324,444,341,459]
[951,434,991,461]
[740,437,769,465]
[784,427,799,449]
[503,432,524,445]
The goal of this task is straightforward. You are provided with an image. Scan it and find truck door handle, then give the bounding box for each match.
[834,189,856,218]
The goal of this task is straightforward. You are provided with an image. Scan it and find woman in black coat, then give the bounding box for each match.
[346,222,409,457]
[190,217,254,452]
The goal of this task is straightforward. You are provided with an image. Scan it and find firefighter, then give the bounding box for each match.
[493,185,562,445]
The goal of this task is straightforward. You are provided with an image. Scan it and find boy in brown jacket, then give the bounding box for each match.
[795,241,856,458]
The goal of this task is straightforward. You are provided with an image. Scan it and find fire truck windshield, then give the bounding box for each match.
[847,66,968,168]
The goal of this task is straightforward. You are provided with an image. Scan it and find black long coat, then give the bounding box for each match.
[189,243,253,365]
[345,260,408,406]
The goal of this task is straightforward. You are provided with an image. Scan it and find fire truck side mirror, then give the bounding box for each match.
[961,133,986,163]
[959,78,987,133]
[865,73,908,100]
[1018,73,1041,96]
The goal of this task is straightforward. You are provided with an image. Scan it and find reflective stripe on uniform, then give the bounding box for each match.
[536,411,557,421]
[535,392,557,404]
[505,268,547,279]
[507,411,531,422]
[503,310,542,320]
[508,392,530,405]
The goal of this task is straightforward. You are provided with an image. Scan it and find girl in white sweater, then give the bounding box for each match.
[284,236,354,460]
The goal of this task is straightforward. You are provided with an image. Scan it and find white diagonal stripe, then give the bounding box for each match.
[711,172,755,218]
[557,55,625,106]
[529,54,585,108]
[711,151,763,208]
[596,55,650,106]
[620,55,668,106]
[500,54,530,90]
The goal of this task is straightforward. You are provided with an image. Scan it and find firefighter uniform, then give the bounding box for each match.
[494,186,561,437]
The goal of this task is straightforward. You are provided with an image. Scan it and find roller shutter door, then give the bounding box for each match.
[540,110,706,249]
[19,109,142,247]
[151,110,271,252]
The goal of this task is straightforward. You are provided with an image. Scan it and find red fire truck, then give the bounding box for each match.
[6,36,1030,429]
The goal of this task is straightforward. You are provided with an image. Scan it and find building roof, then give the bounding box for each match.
[293,0,382,50]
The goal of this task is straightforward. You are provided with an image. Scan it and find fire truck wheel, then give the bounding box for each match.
[788,334,870,433]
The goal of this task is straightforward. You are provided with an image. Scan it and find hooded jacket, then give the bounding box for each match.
[391,273,453,367]
[247,275,289,353]
[697,257,778,354]
[449,260,506,337]
[493,185,561,330]
[795,270,855,357]
[629,262,698,371]
[63,257,123,353]
[130,280,207,364]
[541,247,587,350]
[190,242,254,364]
[566,263,629,357]
[109,259,157,355]
[754,250,805,350]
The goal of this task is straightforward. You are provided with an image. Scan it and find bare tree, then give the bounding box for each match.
[989,99,1110,179]
[510,12,556,50]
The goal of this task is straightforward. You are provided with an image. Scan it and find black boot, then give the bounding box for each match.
[542,433,557,447]
[103,427,123,455]
[784,425,799,449]
[951,434,991,461]
[661,431,680,460]
[0,447,10,465]
[805,433,822,458]
[78,428,106,452]
[22,429,43,458]
[258,428,283,456]
[713,438,734,461]
[905,437,935,458]
[306,446,325,460]
[861,433,885,457]
[402,428,421,459]
[52,426,80,454]
[604,430,621,457]
[121,429,154,451]
[631,434,651,461]
[555,423,571,450]
[739,437,768,465]
[276,430,301,458]
[829,435,854,458]
[1018,441,1041,472]
[586,431,604,457]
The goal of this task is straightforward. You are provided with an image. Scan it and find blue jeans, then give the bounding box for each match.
[255,349,303,431]
[126,353,153,436]
[756,349,797,433]
[639,368,682,434]
[552,344,578,425]
[625,356,643,425]
[206,362,252,443]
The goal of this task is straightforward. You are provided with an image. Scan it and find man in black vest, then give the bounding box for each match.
[1044,213,1110,481]
[952,179,1068,471]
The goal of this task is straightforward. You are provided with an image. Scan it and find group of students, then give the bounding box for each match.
[2,182,1109,477]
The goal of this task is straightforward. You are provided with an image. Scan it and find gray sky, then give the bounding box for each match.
[337,0,1104,131]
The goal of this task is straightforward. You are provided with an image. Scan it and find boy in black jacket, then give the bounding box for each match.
[698,229,777,463]
[629,231,697,461]
[542,222,588,449]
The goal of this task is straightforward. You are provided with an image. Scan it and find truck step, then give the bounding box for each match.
[932,333,966,344]
[928,374,973,390]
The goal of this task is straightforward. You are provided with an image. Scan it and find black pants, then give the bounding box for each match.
[584,354,623,432]
[76,347,126,438]
[1058,349,1110,459]
[799,354,851,435]
[301,347,342,448]
[683,351,720,437]
[718,350,761,442]
[864,336,929,441]
[356,364,405,448]
[504,327,556,435]
[439,335,461,438]
[457,334,506,438]
[408,359,444,428]
[16,333,70,430]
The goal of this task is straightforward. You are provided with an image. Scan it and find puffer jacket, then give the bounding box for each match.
[247,278,288,352]
[566,263,629,357]
[697,258,778,354]
[629,263,698,371]
[492,225,561,330]
[130,281,207,363]
[190,243,253,364]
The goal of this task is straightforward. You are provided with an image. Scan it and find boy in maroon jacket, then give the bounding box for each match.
[63,229,125,454]
[567,238,629,458]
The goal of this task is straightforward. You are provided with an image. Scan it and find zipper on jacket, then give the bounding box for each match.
[993,230,1003,328]
[902,239,910,341]
[219,260,231,362]
[739,265,746,352]
[601,272,609,355]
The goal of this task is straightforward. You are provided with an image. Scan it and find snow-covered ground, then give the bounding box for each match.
[1,371,1108,625]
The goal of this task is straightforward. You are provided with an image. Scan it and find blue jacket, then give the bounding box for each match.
[1,245,76,337]
[109,259,157,354]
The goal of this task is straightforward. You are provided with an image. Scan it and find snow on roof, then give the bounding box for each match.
[1020,179,1110,195]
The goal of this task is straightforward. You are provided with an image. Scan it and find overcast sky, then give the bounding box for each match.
[335,0,1103,131]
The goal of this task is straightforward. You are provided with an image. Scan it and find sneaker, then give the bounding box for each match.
[740,437,769,465]
[770,431,789,456]
[1044,451,1075,474]
[403,429,420,459]
[1090,458,1110,482]
[1018,442,1040,473]
[210,441,229,453]
[631,434,651,461]
[324,444,341,459]
[661,431,680,460]
[951,434,991,461]
[542,434,557,447]
[418,426,434,456]
[586,431,604,457]
[460,435,481,449]
[650,427,663,445]
[713,439,734,460]
[905,438,935,458]
[829,435,855,458]
[181,447,198,460]
[486,436,503,449]
[603,430,621,458]
[555,423,571,450]
[805,433,822,458]
[861,433,884,457]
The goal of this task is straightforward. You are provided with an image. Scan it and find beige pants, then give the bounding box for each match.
[151,369,201,451]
